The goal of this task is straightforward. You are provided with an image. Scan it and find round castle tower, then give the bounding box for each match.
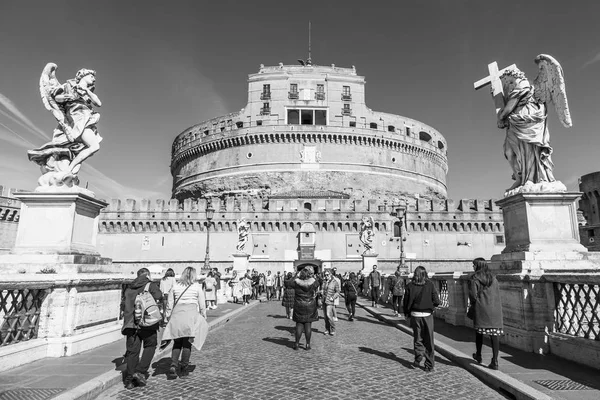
[171,63,448,201]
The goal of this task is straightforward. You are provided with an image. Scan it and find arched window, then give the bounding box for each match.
[304,202,312,211]
[393,221,401,237]
[370,122,378,129]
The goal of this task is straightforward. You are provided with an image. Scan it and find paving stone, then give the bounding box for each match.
[98,302,505,400]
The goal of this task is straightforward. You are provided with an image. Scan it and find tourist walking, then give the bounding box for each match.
[282,272,295,319]
[160,268,176,306]
[229,271,242,304]
[275,271,284,300]
[265,270,275,300]
[241,273,253,305]
[389,270,405,316]
[331,267,341,321]
[469,258,504,370]
[343,272,359,321]
[121,268,163,389]
[289,266,321,350]
[369,265,382,307]
[163,267,207,379]
[403,266,440,372]
[251,271,260,300]
[212,267,222,306]
[203,271,217,309]
[322,270,340,335]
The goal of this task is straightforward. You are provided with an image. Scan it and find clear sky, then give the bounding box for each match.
[1,0,599,201]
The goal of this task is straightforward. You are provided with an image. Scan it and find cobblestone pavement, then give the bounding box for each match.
[98,302,505,400]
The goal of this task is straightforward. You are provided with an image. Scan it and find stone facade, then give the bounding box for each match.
[0,186,21,253]
[170,64,448,201]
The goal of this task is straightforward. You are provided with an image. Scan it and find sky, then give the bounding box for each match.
[1,0,600,201]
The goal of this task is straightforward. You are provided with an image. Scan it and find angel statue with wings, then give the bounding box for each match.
[477,55,572,196]
[359,215,376,255]
[236,218,251,253]
[27,63,103,190]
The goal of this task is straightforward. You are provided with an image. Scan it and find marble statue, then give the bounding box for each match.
[27,63,102,191]
[236,218,251,253]
[475,55,572,197]
[359,215,375,255]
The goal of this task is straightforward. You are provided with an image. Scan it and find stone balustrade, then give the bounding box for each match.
[428,271,600,370]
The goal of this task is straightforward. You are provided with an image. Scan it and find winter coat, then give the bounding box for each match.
[469,275,503,329]
[403,280,440,316]
[290,277,321,323]
[282,279,295,308]
[343,278,359,298]
[121,275,163,333]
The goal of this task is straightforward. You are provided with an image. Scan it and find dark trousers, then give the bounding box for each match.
[125,328,157,378]
[171,337,192,368]
[371,287,380,303]
[323,302,336,333]
[410,314,435,369]
[392,295,403,313]
[345,294,357,317]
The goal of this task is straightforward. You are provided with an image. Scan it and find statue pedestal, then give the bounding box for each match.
[0,192,116,273]
[361,253,379,272]
[232,252,250,277]
[489,192,600,357]
[12,192,107,256]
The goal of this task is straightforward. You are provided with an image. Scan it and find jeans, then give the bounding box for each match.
[371,287,380,303]
[323,303,336,333]
[171,337,192,368]
[124,328,157,377]
[410,314,435,369]
[392,295,403,313]
[345,294,357,317]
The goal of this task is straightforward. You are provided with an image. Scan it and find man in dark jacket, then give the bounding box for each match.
[121,268,162,389]
[403,266,440,372]
[368,265,382,307]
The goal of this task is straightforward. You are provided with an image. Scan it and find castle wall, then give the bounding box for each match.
[578,171,600,251]
[0,186,21,253]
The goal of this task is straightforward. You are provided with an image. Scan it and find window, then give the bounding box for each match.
[317,84,324,93]
[289,84,299,99]
[388,125,395,132]
[495,235,505,245]
[342,103,351,115]
[315,110,327,125]
[315,84,325,100]
[301,110,313,125]
[419,131,432,142]
[288,109,300,124]
[349,121,356,127]
[342,86,351,100]
[261,84,271,100]
[261,103,270,115]
[370,122,378,129]
[287,109,327,125]
[236,121,243,128]
[406,127,411,136]
[256,120,262,126]
[304,202,312,211]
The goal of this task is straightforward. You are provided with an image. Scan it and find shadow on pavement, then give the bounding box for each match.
[353,315,389,326]
[358,347,414,370]
[274,325,295,334]
[266,314,287,319]
[262,337,294,349]
[151,357,172,377]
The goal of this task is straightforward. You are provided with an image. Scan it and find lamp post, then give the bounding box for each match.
[393,199,407,271]
[203,199,215,272]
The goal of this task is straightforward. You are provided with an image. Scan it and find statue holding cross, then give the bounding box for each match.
[474,55,572,197]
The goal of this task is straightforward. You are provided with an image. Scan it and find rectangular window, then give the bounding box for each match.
[301,109,313,125]
[317,84,324,93]
[315,110,327,125]
[263,84,270,92]
[343,104,350,111]
[343,86,350,95]
[290,83,298,93]
[263,102,269,109]
[349,121,356,127]
[495,235,505,245]
[288,109,300,124]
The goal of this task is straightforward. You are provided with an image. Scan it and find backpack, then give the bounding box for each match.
[134,282,162,327]
[393,277,405,296]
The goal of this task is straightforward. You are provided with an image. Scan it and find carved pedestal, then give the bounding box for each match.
[490,192,600,355]
[232,252,250,277]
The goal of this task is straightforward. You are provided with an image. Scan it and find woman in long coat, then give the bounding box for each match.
[469,258,504,370]
[281,272,295,319]
[288,266,321,350]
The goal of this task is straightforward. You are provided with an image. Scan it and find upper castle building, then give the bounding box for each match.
[171,63,448,201]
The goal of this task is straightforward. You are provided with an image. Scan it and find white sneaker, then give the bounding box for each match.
[333,317,338,322]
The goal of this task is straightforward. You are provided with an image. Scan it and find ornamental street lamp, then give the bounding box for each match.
[203,199,215,272]
[392,199,408,270]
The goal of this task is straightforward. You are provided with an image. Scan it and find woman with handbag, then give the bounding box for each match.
[469,258,504,370]
[289,266,321,350]
[163,267,207,379]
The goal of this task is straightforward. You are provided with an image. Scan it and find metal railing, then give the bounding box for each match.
[437,279,449,308]
[341,94,352,101]
[288,91,299,100]
[315,92,326,101]
[553,282,600,341]
[260,92,271,100]
[0,288,47,346]
[342,108,352,116]
[260,107,271,116]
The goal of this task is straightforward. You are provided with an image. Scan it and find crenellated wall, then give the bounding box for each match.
[0,186,22,253]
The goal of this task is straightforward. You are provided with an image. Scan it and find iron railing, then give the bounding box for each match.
[554,282,600,341]
[260,92,271,100]
[0,288,47,346]
[437,279,449,308]
[288,91,299,100]
[260,107,271,116]
[341,94,352,101]
[315,92,326,101]
[342,108,352,116]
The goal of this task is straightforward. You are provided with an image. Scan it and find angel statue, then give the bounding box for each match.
[27,63,102,191]
[236,218,251,253]
[476,55,572,197]
[359,215,375,255]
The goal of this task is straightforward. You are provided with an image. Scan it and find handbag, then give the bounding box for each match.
[467,304,475,320]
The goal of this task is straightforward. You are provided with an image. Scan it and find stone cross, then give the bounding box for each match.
[474,61,517,114]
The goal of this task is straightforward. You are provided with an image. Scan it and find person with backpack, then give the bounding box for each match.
[389,270,405,317]
[121,268,163,389]
[343,272,359,321]
[403,266,440,372]
[162,266,207,379]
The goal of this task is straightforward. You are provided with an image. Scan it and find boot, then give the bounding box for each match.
[180,363,190,378]
[488,359,499,370]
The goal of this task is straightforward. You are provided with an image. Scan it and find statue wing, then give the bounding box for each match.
[39,62,65,124]
[533,54,572,128]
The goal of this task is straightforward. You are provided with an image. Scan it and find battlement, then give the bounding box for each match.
[0,186,24,198]
[102,196,500,214]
